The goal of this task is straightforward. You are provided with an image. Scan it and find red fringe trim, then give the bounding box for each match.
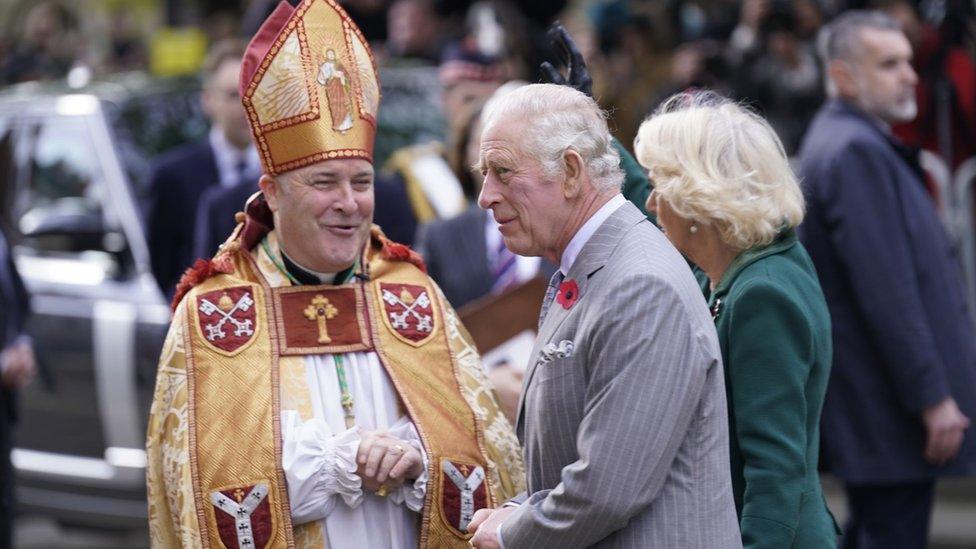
[375,231,426,273]
[170,257,235,311]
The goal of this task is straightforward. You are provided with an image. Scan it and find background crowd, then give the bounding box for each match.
[1,0,976,547]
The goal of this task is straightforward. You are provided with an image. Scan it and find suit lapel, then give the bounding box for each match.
[515,202,646,437]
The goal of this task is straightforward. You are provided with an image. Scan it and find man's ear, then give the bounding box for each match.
[827,59,857,99]
[561,149,585,199]
[259,174,281,212]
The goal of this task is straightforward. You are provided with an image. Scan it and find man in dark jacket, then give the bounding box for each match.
[0,227,35,548]
[145,39,260,298]
[799,11,976,548]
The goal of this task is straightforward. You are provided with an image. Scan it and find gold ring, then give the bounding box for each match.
[376,484,390,497]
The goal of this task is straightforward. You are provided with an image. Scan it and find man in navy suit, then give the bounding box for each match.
[799,11,976,548]
[145,39,260,298]
[0,227,35,548]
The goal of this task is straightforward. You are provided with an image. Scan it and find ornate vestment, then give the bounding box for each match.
[146,205,524,548]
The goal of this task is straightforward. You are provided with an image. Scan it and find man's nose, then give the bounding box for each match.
[333,183,357,212]
[477,174,496,211]
[903,62,918,86]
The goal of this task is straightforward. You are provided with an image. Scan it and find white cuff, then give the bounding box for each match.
[328,427,364,508]
[281,411,363,524]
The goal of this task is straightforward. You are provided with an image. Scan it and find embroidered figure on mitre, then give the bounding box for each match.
[317,48,353,133]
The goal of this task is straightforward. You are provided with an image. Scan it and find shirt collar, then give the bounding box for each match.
[559,193,626,275]
[208,127,261,188]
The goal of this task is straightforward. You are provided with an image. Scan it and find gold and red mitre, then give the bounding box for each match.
[240,0,380,174]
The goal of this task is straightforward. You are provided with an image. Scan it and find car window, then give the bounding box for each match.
[105,79,207,202]
[17,115,108,253]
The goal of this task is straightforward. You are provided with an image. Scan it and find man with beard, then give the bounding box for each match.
[798,10,976,548]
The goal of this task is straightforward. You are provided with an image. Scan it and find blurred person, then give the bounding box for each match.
[466,83,740,548]
[639,38,734,124]
[145,2,523,548]
[0,226,35,549]
[145,39,260,299]
[637,92,839,548]
[0,2,78,84]
[106,8,146,72]
[729,0,824,154]
[385,0,446,64]
[884,0,976,168]
[383,39,504,227]
[586,2,673,148]
[539,23,653,213]
[799,11,976,548]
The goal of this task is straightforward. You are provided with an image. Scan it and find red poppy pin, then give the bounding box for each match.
[556,279,580,309]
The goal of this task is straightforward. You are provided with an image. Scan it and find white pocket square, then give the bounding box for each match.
[538,340,574,364]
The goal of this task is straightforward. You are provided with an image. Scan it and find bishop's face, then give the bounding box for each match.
[261,159,375,274]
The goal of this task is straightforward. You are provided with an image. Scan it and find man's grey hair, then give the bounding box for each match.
[481,83,625,194]
[817,10,902,95]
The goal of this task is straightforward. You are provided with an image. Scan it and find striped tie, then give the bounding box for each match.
[491,239,519,294]
[538,270,565,330]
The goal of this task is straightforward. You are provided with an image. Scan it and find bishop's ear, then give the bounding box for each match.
[259,174,282,212]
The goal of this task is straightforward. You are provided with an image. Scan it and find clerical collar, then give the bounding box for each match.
[281,252,354,286]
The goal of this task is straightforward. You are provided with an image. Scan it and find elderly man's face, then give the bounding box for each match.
[847,28,918,123]
[261,159,375,273]
[477,116,569,260]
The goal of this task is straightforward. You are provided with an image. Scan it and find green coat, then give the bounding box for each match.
[702,230,839,548]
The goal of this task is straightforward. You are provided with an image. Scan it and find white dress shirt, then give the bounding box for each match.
[208,127,261,189]
[281,352,428,548]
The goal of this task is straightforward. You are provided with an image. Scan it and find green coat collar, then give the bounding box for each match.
[709,229,799,305]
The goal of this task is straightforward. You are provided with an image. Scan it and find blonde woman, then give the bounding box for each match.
[635,92,839,548]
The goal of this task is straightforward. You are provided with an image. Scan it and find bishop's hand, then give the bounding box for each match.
[540,22,593,98]
[356,430,424,493]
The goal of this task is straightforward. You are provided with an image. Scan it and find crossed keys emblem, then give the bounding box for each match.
[211,483,269,549]
[442,461,485,531]
[381,287,433,333]
[199,291,255,341]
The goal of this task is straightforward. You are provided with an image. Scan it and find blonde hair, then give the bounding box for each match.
[634,92,804,250]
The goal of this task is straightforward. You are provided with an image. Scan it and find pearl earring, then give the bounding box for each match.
[689,224,698,234]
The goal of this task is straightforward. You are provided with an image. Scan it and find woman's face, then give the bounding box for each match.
[646,188,696,256]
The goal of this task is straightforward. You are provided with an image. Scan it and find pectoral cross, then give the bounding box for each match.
[304,295,339,343]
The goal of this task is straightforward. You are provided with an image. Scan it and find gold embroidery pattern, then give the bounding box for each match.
[147,301,204,548]
[440,291,526,499]
[344,19,379,122]
[253,27,316,127]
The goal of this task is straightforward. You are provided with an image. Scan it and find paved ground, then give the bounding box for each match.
[14,476,976,547]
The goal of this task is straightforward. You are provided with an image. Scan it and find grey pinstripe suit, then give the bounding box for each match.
[501,202,741,548]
